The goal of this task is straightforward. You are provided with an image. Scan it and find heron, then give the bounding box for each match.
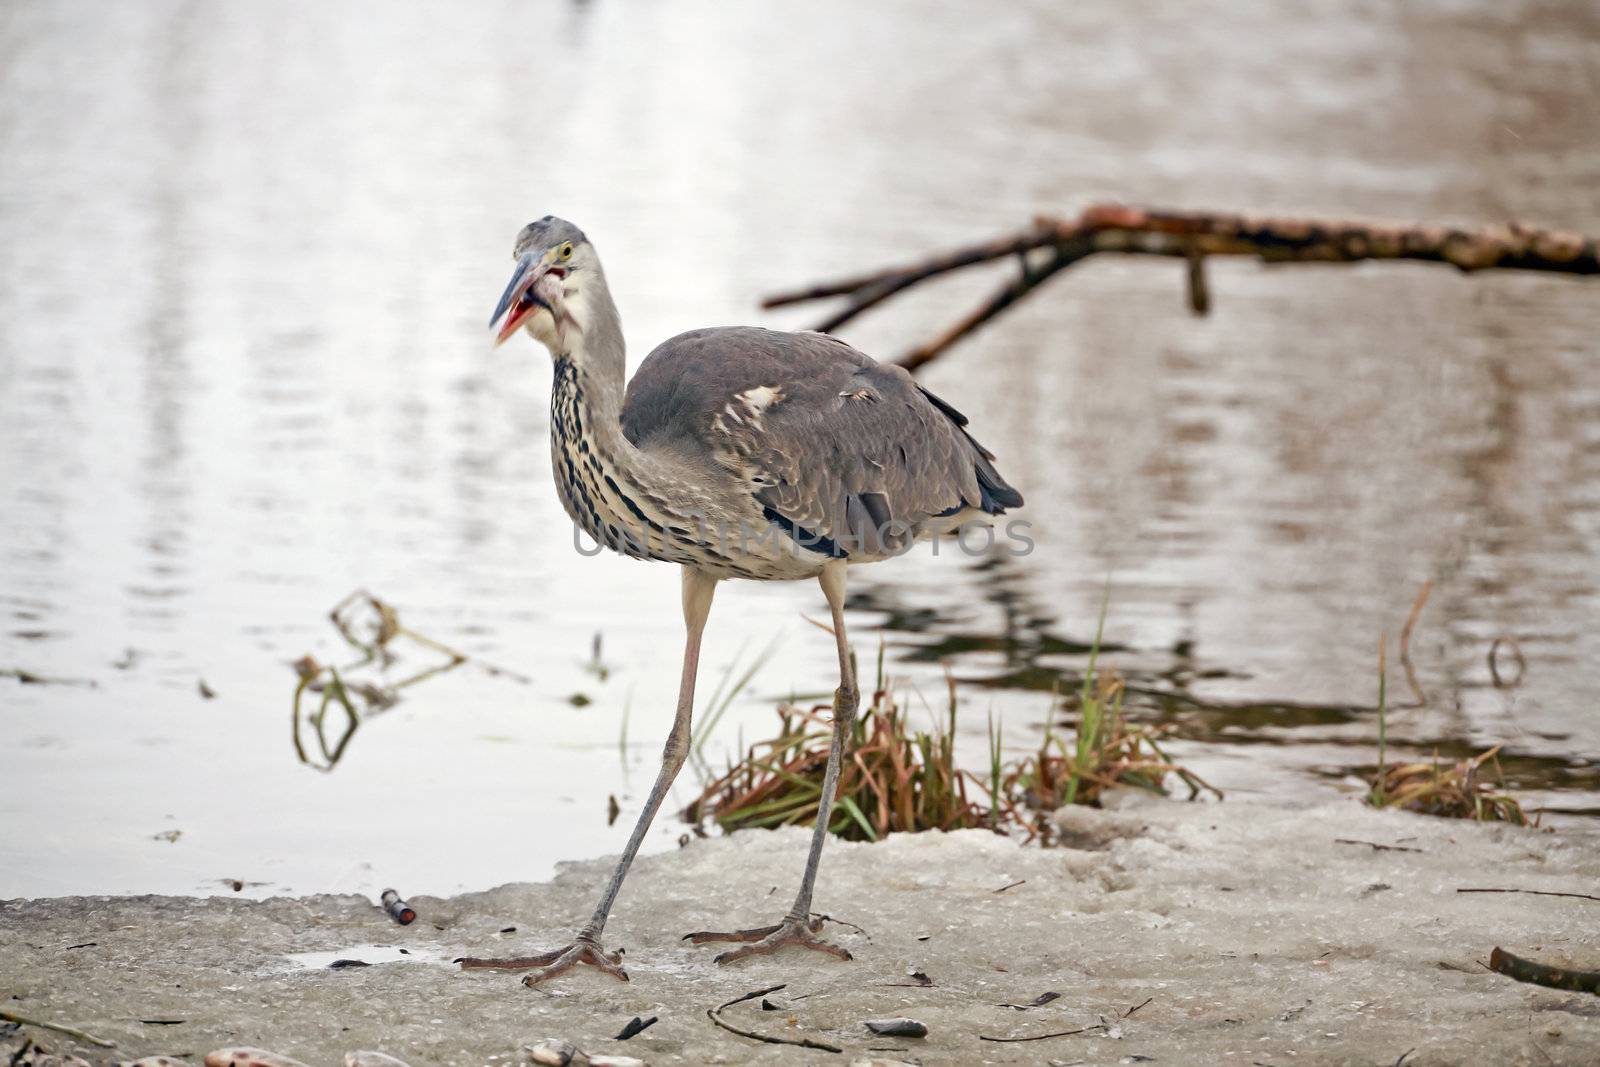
[459,216,1023,986]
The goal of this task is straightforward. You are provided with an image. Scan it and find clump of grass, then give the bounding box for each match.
[1000,601,1220,835]
[687,607,1217,841]
[1369,746,1530,824]
[1001,658,1221,840]
[685,686,989,841]
[1365,635,1530,825]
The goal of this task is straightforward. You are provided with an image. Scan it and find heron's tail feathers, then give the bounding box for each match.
[974,450,1024,513]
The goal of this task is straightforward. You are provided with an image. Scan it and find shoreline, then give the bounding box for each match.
[4,794,1598,1065]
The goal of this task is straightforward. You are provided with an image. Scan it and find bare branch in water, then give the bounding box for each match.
[765,205,1600,371]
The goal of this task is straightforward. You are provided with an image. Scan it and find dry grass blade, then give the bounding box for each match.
[1398,581,1431,707]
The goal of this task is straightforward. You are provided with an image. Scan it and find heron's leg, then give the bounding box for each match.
[459,567,718,986]
[684,561,857,965]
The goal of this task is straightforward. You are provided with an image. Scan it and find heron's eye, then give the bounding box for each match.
[558,242,574,260]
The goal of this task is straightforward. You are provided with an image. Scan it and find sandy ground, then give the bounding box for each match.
[3,796,1598,1067]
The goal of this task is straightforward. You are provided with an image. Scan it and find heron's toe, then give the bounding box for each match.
[456,945,569,970]
[521,942,629,986]
[691,917,851,966]
[459,939,628,985]
[682,922,783,945]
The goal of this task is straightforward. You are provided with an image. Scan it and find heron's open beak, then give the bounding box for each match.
[489,251,563,346]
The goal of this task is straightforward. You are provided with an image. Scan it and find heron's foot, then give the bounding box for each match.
[457,936,628,986]
[683,915,852,966]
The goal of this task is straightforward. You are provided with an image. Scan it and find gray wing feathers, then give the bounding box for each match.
[622,327,1020,553]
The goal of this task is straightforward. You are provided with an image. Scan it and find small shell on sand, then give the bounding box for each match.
[204,1049,313,1067]
[344,1054,413,1067]
[523,1041,578,1067]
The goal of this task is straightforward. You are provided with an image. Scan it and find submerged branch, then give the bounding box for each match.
[765,204,1600,370]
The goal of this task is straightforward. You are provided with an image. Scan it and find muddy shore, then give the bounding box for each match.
[4,795,1598,1066]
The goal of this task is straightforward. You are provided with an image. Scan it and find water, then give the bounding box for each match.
[3,0,1597,899]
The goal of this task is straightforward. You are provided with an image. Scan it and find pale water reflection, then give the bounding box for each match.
[2,0,1598,899]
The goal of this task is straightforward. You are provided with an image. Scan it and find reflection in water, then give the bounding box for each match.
[855,548,1599,800]
[1,0,1598,897]
[856,549,1133,684]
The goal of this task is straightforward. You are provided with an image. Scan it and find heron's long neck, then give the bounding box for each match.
[548,280,691,548]
[547,277,751,573]
[557,280,632,456]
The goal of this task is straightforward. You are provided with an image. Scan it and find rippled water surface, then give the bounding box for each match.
[3,0,1598,898]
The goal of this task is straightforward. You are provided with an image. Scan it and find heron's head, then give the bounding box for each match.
[489,216,602,353]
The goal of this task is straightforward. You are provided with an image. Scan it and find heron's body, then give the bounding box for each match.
[461,218,1021,986]
[550,325,1019,580]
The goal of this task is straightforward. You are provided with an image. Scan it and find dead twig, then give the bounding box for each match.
[706,984,843,1054]
[1458,887,1600,904]
[765,205,1600,370]
[815,913,869,938]
[896,246,1077,371]
[1335,838,1424,853]
[981,996,1149,1041]
[993,879,1027,894]
[979,1024,1097,1043]
[1001,991,1063,1010]
[1488,946,1600,994]
[880,968,934,988]
[0,1008,116,1048]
